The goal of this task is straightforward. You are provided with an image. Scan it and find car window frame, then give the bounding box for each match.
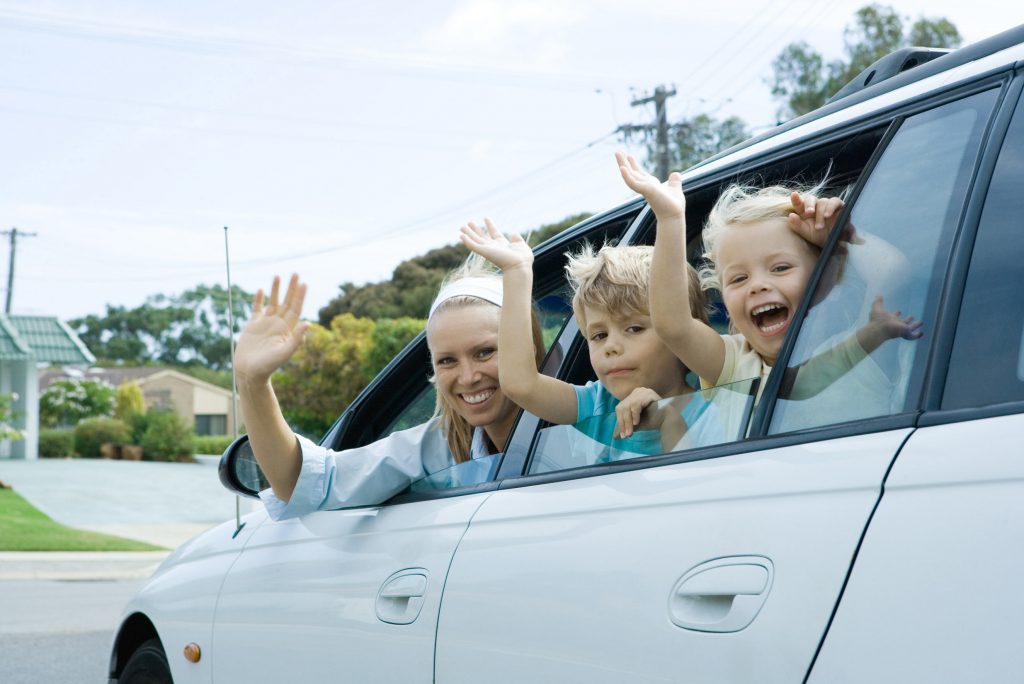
[492,70,1015,492]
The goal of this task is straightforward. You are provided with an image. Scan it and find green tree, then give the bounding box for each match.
[39,378,116,428]
[769,4,962,119]
[70,284,253,370]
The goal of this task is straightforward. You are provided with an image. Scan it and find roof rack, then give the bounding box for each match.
[690,23,1024,173]
[827,47,952,104]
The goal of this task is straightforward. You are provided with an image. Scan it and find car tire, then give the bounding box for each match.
[119,638,172,684]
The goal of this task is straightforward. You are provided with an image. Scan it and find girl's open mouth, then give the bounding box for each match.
[461,389,495,405]
[751,303,790,336]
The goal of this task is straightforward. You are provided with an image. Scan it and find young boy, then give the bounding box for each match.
[460,219,721,457]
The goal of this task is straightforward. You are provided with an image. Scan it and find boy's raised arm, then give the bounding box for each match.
[616,153,725,383]
[460,219,579,425]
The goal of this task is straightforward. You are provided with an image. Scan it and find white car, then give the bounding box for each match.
[111,24,1024,683]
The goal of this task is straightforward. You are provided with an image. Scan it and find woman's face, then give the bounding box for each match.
[427,303,518,447]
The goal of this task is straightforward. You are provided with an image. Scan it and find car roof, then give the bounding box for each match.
[687,23,1024,183]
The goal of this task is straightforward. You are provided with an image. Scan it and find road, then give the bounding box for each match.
[0,579,145,683]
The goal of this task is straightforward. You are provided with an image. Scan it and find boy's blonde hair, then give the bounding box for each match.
[429,253,543,462]
[699,180,829,292]
[565,244,709,330]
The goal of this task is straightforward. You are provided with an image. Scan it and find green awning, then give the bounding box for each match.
[0,314,94,364]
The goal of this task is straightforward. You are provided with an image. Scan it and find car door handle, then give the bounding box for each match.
[669,556,774,633]
[376,569,428,625]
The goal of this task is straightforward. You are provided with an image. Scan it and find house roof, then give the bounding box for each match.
[40,366,234,398]
[0,314,95,364]
[0,315,32,361]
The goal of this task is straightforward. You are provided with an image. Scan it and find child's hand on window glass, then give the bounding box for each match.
[614,387,663,439]
[788,193,853,248]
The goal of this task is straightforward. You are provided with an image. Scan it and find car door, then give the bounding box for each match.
[434,85,1001,683]
[208,206,640,682]
[808,78,1024,683]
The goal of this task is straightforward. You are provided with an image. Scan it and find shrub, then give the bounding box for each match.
[73,417,130,458]
[193,434,238,456]
[140,410,195,461]
[39,430,75,458]
[40,378,115,428]
[114,381,146,422]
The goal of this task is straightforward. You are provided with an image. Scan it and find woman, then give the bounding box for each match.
[234,257,543,520]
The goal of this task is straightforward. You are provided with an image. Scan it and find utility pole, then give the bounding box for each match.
[2,227,38,314]
[617,85,677,181]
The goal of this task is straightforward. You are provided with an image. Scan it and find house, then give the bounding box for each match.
[38,366,237,438]
[0,314,95,460]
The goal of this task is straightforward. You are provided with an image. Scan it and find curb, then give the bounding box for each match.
[0,551,170,581]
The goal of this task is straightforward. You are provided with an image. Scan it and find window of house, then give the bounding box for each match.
[195,414,228,436]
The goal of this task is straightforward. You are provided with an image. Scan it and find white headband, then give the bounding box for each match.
[428,276,503,318]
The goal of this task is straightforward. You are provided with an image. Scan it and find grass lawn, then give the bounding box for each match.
[0,489,164,552]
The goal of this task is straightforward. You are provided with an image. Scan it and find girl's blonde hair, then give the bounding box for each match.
[699,179,829,292]
[566,243,709,328]
[429,253,543,463]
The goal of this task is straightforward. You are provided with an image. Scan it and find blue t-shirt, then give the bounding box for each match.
[572,381,724,462]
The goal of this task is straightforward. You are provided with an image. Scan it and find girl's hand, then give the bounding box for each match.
[788,193,851,248]
[459,218,533,273]
[614,387,662,439]
[234,274,311,384]
[869,296,925,341]
[616,152,686,221]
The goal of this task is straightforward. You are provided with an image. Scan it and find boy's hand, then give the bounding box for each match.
[614,387,662,439]
[234,274,310,384]
[459,218,533,274]
[616,152,685,221]
[788,193,855,249]
[869,295,924,341]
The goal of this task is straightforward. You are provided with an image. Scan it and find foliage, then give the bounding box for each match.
[40,378,116,428]
[39,429,75,458]
[0,489,162,551]
[317,215,591,325]
[114,381,146,422]
[69,283,253,370]
[140,410,195,461]
[275,313,426,438]
[1,392,23,441]
[621,114,750,174]
[73,417,131,458]
[770,4,962,119]
[194,434,238,456]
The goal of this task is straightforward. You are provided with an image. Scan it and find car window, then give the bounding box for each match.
[527,377,757,475]
[943,88,1024,410]
[768,88,1000,433]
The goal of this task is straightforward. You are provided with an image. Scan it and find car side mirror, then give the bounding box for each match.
[218,435,267,499]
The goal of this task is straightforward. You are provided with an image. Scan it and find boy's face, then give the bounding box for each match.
[716,218,820,366]
[582,305,687,401]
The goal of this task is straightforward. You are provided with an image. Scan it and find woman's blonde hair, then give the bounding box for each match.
[566,243,709,328]
[699,179,829,292]
[429,253,544,463]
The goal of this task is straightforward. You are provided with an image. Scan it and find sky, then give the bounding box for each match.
[1,0,1020,324]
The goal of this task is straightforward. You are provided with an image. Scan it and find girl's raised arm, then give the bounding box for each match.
[616,153,725,383]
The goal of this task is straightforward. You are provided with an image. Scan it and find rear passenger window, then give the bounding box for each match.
[768,89,1000,433]
[943,88,1024,409]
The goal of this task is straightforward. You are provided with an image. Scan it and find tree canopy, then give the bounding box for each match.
[70,284,253,371]
[769,4,962,120]
[317,213,590,325]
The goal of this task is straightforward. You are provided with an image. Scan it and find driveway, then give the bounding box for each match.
[0,457,258,548]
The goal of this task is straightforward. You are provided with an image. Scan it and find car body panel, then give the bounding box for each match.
[208,493,492,682]
[809,414,1024,682]
[436,429,911,683]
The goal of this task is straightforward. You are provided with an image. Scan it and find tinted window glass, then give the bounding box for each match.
[943,89,1024,409]
[769,89,999,433]
[527,378,757,475]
